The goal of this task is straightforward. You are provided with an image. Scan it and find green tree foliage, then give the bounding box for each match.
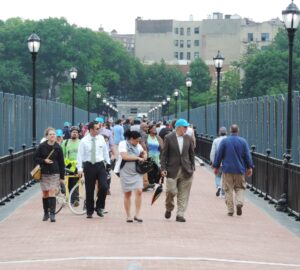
[189,58,212,93]
[221,67,241,100]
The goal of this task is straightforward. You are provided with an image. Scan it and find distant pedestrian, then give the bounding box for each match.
[161,119,195,222]
[210,127,227,198]
[213,124,254,216]
[63,121,71,139]
[35,127,65,222]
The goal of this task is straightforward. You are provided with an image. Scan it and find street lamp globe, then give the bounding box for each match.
[213,51,224,69]
[103,98,107,103]
[96,92,101,99]
[27,33,41,54]
[186,77,192,88]
[174,89,179,97]
[85,83,92,93]
[162,100,166,106]
[70,67,77,80]
[282,1,300,29]
[166,95,171,102]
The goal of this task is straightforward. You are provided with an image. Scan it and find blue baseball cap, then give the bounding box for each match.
[64,121,70,127]
[175,118,190,127]
[56,129,63,137]
[95,117,104,123]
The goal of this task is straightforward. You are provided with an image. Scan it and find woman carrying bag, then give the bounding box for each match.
[147,124,163,186]
[34,127,65,222]
[115,130,147,223]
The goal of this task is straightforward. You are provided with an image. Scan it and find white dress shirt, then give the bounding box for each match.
[176,135,184,154]
[76,133,110,172]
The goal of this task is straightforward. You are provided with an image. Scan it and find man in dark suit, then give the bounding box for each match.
[161,119,195,222]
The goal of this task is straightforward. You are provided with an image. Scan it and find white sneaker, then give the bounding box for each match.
[103,209,109,214]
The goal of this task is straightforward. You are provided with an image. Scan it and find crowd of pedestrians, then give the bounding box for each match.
[34,116,253,223]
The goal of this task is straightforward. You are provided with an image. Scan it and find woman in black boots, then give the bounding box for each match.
[35,127,65,222]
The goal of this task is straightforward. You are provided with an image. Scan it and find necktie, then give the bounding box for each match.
[91,137,96,164]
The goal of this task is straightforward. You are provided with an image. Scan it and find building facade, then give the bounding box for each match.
[134,14,283,66]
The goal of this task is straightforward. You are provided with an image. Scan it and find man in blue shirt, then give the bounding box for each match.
[213,124,253,216]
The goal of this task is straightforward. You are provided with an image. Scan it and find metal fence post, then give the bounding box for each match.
[8,147,15,199]
[21,144,27,191]
[264,149,271,201]
[276,154,290,212]
[249,145,256,191]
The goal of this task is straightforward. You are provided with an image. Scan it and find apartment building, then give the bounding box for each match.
[110,30,135,56]
[134,14,283,66]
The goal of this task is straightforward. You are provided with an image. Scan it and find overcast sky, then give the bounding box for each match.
[0,0,295,34]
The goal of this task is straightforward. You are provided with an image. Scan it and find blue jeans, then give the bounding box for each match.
[215,175,225,196]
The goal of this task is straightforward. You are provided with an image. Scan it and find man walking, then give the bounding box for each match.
[77,121,111,219]
[161,119,195,222]
[213,124,253,216]
[62,126,81,205]
[210,126,227,198]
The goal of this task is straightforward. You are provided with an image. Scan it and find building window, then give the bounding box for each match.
[187,27,191,36]
[247,33,253,42]
[194,27,199,34]
[174,52,178,59]
[130,108,138,114]
[180,40,184,48]
[187,52,191,60]
[180,52,184,60]
[180,27,184,35]
[261,33,270,42]
[194,52,199,59]
[187,40,191,48]
[194,40,200,46]
[175,28,179,34]
[174,40,179,47]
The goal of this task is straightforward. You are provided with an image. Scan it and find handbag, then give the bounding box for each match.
[31,149,55,181]
[135,157,154,174]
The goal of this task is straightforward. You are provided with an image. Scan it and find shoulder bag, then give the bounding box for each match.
[31,149,55,181]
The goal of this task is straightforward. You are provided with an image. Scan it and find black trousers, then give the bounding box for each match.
[68,176,79,203]
[83,162,108,215]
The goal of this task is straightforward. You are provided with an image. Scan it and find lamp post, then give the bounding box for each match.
[162,99,166,121]
[96,91,101,116]
[276,1,300,213]
[106,102,110,120]
[282,0,300,157]
[174,89,179,118]
[186,77,192,122]
[27,33,40,146]
[213,50,225,137]
[70,67,77,125]
[85,83,92,122]
[166,95,171,120]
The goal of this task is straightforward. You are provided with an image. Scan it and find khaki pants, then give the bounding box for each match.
[165,168,193,217]
[222,173,246,214]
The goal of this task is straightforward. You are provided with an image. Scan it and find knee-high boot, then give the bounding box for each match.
[49,197,56,222]
[42,197,49,221]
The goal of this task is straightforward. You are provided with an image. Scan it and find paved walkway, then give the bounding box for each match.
[0,165,300,270]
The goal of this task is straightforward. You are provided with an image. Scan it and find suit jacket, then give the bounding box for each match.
[160,131,195,179]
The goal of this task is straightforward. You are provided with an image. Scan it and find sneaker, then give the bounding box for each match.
[227,212,234,216]
[103,209,109,214]
[216,187,221,197]
[165,210,171,219]
[236,205,243,216]
[176,216,186,222]
[96,209,104,217]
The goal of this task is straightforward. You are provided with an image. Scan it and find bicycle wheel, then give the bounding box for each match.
[68,179,86,215]
[55,190,66,214]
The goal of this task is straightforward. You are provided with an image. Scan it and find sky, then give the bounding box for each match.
[0,0,295,34]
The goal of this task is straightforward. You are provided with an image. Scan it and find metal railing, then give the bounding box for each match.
[0,146,36,205]
[195,135,300,221]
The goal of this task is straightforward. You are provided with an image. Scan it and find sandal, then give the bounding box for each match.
[134,216,143,223]
[126,218,133,223]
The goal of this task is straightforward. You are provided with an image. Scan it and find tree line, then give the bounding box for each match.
[0,17,298,114]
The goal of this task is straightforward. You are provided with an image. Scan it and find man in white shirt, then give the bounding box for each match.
[77,121,111,219]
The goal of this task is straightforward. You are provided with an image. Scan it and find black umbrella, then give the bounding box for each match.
[151,176,165,205]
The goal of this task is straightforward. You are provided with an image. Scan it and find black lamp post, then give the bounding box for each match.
[106,101,110,120]
[213,50,224,137]
[96,92,101,116]
[166,95,171,120]
[186,77,192,122]
[85,83,92,122]
[174,89,179,118]
[162,99,166,121]
[103,98,107,121]
[282,0,300,157]
[27,33,40,146]
[70,67,77,126]
[276,1,300,213]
